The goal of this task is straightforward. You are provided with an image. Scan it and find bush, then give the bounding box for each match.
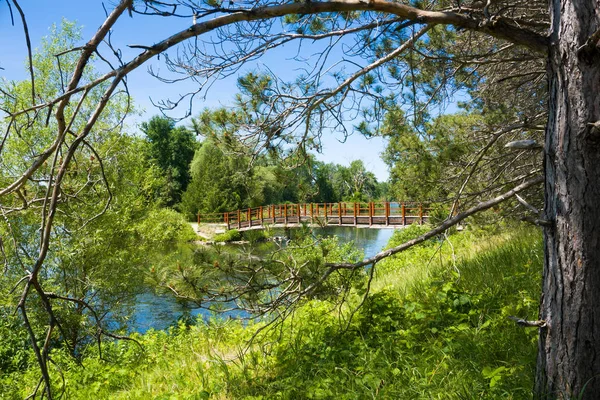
[134,208,197,244]
[213,229,242,242]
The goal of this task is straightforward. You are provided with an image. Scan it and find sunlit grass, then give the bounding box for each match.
[372,224,521,296]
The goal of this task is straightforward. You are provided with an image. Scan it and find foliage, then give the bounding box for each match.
[241,229,269,244]
[213,229,243,242]
[146,230,364,314]
[381,109,481,201]
[134,208,198,244]
[181,105,385,220]
[0,23,197,374]
[140,115,198,206]
[180,139,249,218]
[0,2,553,397]
[0,313,34,380]
[334,160,380,202]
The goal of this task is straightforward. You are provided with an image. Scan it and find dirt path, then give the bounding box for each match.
[189,222,227,240]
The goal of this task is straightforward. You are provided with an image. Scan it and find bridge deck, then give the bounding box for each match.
[198,202,431,231]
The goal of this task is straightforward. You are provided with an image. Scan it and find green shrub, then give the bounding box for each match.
[134,208,197,243]
[213,229,242,242]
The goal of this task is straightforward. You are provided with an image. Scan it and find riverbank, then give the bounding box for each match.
[2,224,542,398]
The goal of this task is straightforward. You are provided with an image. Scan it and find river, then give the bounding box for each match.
[131,227,397,333]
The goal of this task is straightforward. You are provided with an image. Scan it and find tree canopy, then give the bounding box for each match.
[140,116,198,206]
[180,109,385,219]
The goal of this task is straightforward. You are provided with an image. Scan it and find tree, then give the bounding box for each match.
[185,104,384,211]
[180,139,248,217]
[0,22,199,393]
[141,115,197,206]
[381,108,536,203]
[182,106,286,217]
[2,0,599,397]
[343,160,380,201]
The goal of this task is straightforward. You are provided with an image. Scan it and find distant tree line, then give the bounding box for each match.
[140,114,387,220]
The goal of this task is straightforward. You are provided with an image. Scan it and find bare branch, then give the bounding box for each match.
[515,193,540,215]
[10,0,35,104]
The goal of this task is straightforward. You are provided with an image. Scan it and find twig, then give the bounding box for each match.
[515,194,540,215]
[508,315,547,328]
[520,215,552,228]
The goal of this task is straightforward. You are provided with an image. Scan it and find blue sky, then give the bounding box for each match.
[1,0,390,179]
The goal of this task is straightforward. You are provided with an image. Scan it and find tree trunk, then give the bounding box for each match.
[536,1,600,398]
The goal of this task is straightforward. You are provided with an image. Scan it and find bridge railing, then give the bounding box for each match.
[197,201,434,230]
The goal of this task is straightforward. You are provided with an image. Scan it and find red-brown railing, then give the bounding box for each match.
[197,202,432,231]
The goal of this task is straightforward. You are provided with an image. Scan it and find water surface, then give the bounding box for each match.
[131,227,399,333]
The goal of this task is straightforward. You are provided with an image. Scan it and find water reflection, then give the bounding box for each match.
[131,227,399,333]
[307,227,395,259]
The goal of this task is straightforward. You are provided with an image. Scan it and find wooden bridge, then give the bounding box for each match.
[198,202,432,231]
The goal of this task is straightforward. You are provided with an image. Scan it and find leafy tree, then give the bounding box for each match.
[312,161,339,202]
[45,134,194,353]
[0,21,194,390]
[186,103,384,215]
[140,116,197,206]
[343,160,380,202]
[180,139,250,218]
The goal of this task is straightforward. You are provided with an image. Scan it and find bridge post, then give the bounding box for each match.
[284,203,288,225]
[324,203,328,224]
[419,203,423,225]
[237,209,241,229]
[297,204,301,223]
[385,202,390,226]
[310,203,314,224]
[402,203,406,225]
[369,202,373,226]
[225,212,229,230]
[338,202,342,225]
[353,203,358,226]
[260,206,264,226]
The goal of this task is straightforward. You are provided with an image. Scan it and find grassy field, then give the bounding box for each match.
[2,224,543,399]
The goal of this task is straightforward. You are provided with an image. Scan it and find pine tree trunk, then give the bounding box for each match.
[536,1,600,398]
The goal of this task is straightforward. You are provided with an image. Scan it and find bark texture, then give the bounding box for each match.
[537,0,600,398]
